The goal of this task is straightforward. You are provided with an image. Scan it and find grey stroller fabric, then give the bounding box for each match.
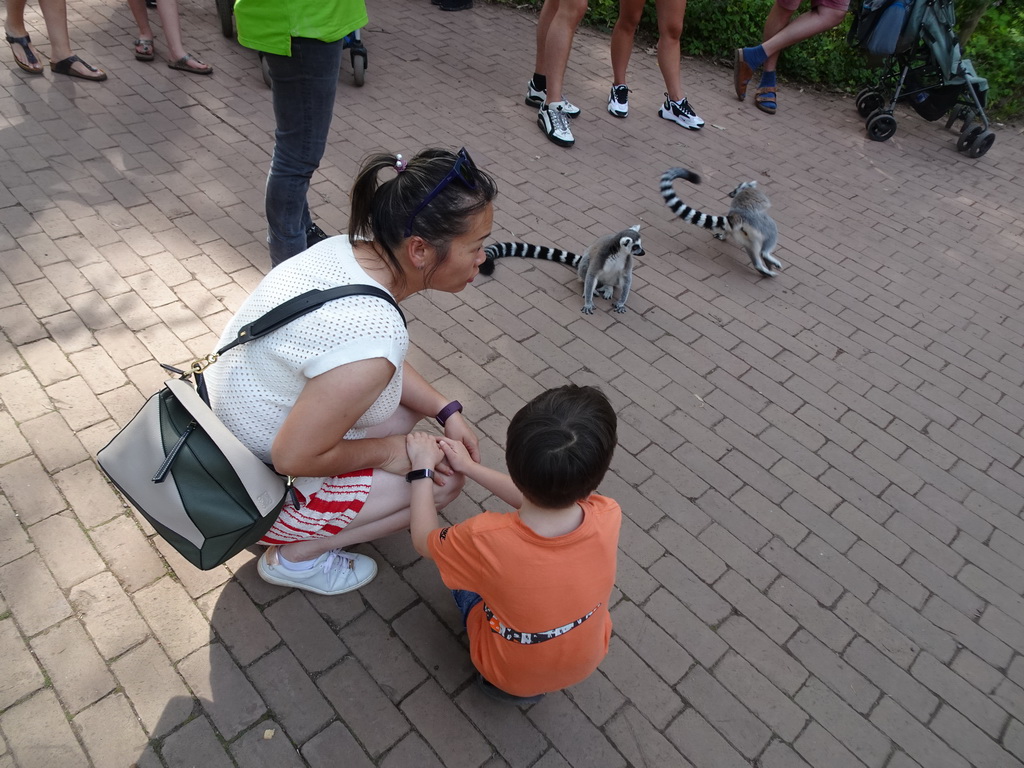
[848,0,994,156]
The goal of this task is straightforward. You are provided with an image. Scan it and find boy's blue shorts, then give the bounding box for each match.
[451,589,482,627]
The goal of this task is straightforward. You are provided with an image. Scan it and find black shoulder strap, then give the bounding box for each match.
[216,284,406,355]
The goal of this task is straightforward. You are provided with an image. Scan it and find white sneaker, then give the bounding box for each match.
[538,101,575,147]
[607,84,629,118]
[659,94,705,130]
[257,546,377,595]
[524,79,580,118]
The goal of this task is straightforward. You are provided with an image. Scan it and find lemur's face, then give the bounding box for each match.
[729,180,759,198]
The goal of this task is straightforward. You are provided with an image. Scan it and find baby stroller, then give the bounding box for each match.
[214,0,367,87]
[848,0,994,158]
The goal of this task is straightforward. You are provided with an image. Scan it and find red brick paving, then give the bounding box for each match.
[1,0,1023,765]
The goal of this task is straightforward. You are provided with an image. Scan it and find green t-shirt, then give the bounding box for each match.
[234,0,369,56]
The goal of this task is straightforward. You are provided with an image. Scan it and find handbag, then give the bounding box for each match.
[97,284,405,570]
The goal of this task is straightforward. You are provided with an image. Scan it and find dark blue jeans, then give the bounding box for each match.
[264,37,344,267]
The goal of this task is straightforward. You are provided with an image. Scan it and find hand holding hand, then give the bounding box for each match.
[443,411,480,463]
[406,432,444,472]
[438,437,477,475]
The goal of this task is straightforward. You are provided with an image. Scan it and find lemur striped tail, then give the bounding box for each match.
[660,168,729,232]
[480,242,583,276]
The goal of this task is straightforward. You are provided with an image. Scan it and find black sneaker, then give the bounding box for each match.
[607,84,629,118]
[306,223,331,249]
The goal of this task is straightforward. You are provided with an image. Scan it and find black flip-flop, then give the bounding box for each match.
[50,55,107,81]
[6,33,43,75]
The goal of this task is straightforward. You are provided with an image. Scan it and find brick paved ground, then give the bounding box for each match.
[1,0,1023,765]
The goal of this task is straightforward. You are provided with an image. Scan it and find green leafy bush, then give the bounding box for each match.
[504,0,1022,122]
[966,3,1024,119]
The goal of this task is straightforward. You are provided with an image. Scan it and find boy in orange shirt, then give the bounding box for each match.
[405,385,621,702]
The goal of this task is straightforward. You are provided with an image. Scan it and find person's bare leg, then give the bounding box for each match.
[610,0,642,86]
[278,469,465,562]
[654,0,686,102]
[276,404,448,563]
[762,4,845,69]
[153,0,188,62]
[125,0,154,60]
[541,0,586,103]
[4,0,27,34]
[126,0,152,39]
[533,0,558,75]
[38,0,104,76]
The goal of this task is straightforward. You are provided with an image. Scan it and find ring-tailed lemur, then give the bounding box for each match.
[660,168,782,277]
[481,226,644,314]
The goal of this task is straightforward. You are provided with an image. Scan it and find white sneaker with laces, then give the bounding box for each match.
[524,80,580,118]
[258,546,377,595]
[659,94,705,130]
[607,84,629,118]
[538,101,575,147]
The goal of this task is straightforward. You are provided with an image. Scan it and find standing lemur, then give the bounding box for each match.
[481,226,644,314]
[661,168,782,277]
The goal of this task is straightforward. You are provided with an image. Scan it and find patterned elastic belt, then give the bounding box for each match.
[482,603,601,645]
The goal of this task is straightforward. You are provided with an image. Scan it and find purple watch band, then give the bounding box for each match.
[436,400,463,426]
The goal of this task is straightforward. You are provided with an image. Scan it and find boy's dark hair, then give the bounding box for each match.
[505,385,617,509]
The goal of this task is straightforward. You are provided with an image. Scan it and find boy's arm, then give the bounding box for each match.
[409,475,439,560]
[439,439,524,509]
[406,432,445,559]
[460,462,524,509]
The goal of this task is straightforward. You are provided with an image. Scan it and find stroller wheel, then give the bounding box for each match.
[351,51,366,87]
[215,0,234,38]
[866,110,897,142]
[966,130,995,159]
[956,123,984,153]
[856,89,884,118]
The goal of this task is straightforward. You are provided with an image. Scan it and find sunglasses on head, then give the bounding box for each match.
[403,147,479,238]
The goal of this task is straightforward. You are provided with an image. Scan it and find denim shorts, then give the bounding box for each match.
[451,589,482,627]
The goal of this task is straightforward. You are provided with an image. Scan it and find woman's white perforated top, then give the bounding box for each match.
[206,236,408,472]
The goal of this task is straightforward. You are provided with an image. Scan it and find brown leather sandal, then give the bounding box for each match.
[733,48,754,101]
[755,86,777,115]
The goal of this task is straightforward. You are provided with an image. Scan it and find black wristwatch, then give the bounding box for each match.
[406,468,435,483]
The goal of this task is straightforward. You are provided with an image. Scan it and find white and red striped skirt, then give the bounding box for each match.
[260,469,374,545]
